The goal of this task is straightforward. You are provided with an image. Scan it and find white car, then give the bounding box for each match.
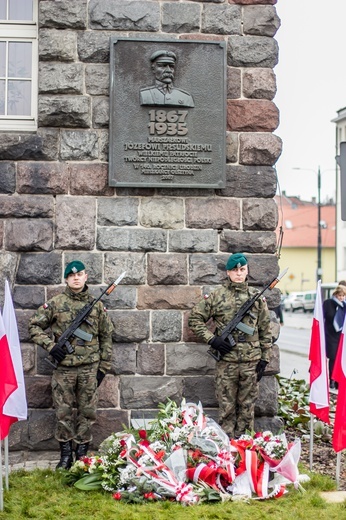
[283,292,304,312]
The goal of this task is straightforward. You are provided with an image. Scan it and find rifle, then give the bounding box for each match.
[207,268,288,362]
[45,271,126,368]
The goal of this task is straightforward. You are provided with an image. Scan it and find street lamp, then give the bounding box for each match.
[292,167,322,283]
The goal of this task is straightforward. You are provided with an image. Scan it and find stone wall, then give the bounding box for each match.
[0,0,283,455]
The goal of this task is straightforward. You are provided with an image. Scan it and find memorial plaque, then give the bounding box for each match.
[109,38,226,188]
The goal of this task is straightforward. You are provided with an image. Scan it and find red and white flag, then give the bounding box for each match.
[308,280,330,423]
[0,281,27,440]
[0,309,18,440]
[332,318,346,452]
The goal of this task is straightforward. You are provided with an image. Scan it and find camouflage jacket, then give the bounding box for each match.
[188,279,272,363]
[28,285,113,373]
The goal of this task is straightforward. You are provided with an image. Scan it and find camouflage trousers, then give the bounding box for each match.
[51,362,98,444]
[215,359,259,439]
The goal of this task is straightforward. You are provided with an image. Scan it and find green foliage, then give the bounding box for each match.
[276,375,311,431]
[276,376,333,441]
[73,473,103,491]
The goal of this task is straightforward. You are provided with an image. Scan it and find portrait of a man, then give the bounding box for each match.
[140,50,195,107]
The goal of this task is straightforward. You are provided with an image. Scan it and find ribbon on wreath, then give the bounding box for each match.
[185,442,235,491]
[181,401,206,431]
[245,449,270,498]
[186,461,230,491]
[230,439,286,499]
[125,442,199,505]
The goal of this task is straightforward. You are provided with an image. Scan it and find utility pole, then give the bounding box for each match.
[317,166,322,282]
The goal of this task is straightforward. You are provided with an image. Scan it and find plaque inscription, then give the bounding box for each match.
[109,39,226,188]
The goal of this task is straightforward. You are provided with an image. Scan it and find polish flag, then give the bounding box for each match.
[0,281,27,440]
[308,280,330,423]
[332,318,346,452]
[0,309,18,440]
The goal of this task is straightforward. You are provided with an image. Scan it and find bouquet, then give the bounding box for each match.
[66,398,303,504]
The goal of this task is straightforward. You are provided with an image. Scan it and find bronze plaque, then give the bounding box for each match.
[109,38,226,189]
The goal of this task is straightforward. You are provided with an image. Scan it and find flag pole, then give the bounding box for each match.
[336,451,341,489]
[0,438,3,512]
[4,437,9,491]
[309,413,314,470]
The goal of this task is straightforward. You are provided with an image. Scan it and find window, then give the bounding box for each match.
[343,247,346,271]
[0,0,38,131]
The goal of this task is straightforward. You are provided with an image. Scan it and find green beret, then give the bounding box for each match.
[226,253,248,271]
[64,260,86,278]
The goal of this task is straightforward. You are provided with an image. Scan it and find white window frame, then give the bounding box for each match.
[0,0,38,131]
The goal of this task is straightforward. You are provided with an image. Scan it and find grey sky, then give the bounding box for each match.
[274,1,346,202]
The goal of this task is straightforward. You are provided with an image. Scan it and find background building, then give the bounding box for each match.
[275,193,336,292]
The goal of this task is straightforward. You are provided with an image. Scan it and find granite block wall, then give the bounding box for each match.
[0,0,283,455]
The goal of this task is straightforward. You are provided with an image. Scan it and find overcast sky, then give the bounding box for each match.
[274,1,346,202]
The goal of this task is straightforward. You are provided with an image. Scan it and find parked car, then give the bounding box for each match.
[302,291,316,312]
[283,292,304,312]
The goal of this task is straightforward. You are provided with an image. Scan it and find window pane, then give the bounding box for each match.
[0,80,5,115]
[0,0,6,20]
[8,42,32,78]
[9,0,33,21]
[0,42,6,77]
[7,79,31,115]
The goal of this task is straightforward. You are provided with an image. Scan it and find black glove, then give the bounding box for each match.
[97,369,106,387]
[50,344,66,363]
[256,359,268,382]
[208,336,231,357]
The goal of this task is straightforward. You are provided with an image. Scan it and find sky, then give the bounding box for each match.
[274,0,346,203]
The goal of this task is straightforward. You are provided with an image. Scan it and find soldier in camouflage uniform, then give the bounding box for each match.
[188,253,272,439]
[28,260,113,470]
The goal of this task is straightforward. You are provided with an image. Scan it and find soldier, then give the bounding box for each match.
[188,253,272,439]
[28,260,113,470]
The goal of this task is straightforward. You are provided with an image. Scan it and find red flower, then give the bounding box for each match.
[156,450,165,460]
[120,439,126,446]
[81,456,92,465]
[191,449,203,460]
[119,450,127,458]
[139,439,150,448]
[112,492,122,500]
[144,492,155,500]
[138,429,147,439]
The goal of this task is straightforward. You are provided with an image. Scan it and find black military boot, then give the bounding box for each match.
[56,441,73,470]
[75,442,89,460]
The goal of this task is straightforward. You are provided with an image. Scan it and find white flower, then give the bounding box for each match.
[150,441,166,452]
[119,465,137,485]
[137,455,151,466]
[238,434,252,441]
[262,431,273,439]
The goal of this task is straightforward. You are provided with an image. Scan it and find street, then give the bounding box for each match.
[276,310,313,382]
